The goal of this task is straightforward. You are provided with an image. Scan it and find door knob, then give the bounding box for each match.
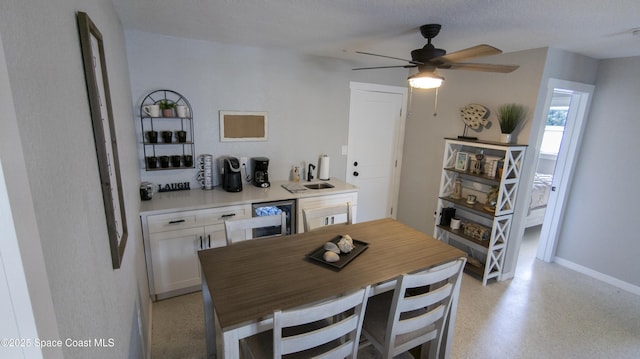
[353,161,358,166]
[353,171,359,176]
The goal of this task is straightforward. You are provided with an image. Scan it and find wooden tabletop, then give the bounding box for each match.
[198,218,466,330]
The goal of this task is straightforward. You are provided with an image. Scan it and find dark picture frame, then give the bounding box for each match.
[77,11,128,269]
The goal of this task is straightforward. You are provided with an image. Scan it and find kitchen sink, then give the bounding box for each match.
[304,182,335,190]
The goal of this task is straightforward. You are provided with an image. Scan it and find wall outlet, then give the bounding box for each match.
[240,157,248,168]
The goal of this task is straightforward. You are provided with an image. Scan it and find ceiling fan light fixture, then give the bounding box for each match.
[408,71,444,89]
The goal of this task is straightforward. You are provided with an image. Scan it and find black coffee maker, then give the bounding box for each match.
[222,157,243,192]
[252,157,270,188]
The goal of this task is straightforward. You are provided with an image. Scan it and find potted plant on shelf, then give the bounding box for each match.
[158,100,176,117]
[497,103,527,143]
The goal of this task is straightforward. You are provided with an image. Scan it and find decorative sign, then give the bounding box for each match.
[158,182,191,192]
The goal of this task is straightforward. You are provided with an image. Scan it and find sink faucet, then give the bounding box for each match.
[307,163,315,181]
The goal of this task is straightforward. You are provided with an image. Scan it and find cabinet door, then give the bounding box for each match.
[297,193,358,233]
[149,227,205,295]
[204,224,228,249]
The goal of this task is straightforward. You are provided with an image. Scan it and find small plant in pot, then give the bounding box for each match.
[497,103,527,143]
[158,100,176,117]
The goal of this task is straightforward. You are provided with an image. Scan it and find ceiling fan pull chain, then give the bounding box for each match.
[433,87,438,117]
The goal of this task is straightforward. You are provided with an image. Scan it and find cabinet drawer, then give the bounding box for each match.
[195,205,250,226]
[147,212,198,233]
[146,204,251,233]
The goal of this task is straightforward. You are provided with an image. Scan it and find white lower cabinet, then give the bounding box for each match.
[142,189,359,300]
[297,192,358,233]
[143,204,250,300]
[149,227,205,296]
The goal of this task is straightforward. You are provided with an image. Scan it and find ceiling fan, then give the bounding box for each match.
[353,24,519,88]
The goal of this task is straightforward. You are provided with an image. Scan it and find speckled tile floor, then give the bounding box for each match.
[151,226,640,358]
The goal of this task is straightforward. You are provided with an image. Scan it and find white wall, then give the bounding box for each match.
[0,31,61,358]
[125,30,406,189]
[555,56,640,286]
[0,0,149,358]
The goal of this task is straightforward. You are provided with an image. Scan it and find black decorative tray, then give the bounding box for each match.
[306,236,369,270]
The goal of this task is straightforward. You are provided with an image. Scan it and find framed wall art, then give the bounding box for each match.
[219,111,268,142]
[77,11,128,269]
[455,151,469,171]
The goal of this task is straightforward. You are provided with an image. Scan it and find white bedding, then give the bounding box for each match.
[530,173,553,210]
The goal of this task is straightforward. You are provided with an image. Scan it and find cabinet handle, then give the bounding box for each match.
[168,219,186,224]
[208,234,211,248]
[221,213,236,218]
[199,236,203,250]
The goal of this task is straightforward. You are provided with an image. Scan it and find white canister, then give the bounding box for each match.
[450,218,462,230]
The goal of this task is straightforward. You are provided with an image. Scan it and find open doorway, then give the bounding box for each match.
[519,90,569,265]
[521,79,594,265]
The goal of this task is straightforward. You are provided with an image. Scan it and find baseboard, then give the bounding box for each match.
[554,257,640,296]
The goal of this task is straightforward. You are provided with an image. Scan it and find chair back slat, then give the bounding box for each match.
[224,212,286,244]
[273,285,370,358]
[303,202,352,232]
[362,257,466,359]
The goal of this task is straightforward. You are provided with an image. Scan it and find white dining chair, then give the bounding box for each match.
[241,285,371,359]
[303,202,352,232]
[360,258,466,359]
[224,212,286,245]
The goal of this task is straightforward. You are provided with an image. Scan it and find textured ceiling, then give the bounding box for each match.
[113,0,640,64]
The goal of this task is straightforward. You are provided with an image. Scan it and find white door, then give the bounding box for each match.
[534,79,595,261]
[347,82,407,222]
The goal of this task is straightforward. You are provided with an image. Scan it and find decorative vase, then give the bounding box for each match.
[500,133,512,143]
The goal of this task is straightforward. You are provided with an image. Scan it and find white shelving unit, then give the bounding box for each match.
[434,138,526,285]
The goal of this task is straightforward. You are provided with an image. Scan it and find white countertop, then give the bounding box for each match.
[139,178,358,216]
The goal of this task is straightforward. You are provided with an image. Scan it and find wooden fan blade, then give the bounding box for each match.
[352,65,417,70]
[438,62,519,73]
[356,51,424,65]
[434,44,502,63]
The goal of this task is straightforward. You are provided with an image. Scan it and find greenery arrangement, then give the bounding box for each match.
[497,103,527,134]
[158,99,176,110]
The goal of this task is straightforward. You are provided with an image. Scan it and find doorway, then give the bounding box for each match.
[526,79,594,263]
[346,82,407,222]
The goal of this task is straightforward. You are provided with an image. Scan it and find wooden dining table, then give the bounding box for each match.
[198,218,466,359]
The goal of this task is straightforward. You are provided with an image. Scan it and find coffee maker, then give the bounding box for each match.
[222,157,243,192]
[252,157,270,188]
